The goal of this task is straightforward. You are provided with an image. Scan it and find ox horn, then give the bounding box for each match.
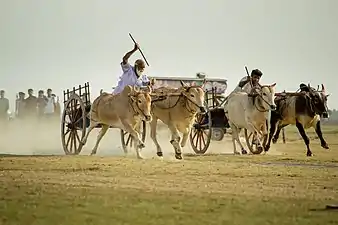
[317,85,319,91]
[146,85,152,93]
[133,86,141,93]
[321,84,325,92]
[180,80,188,87]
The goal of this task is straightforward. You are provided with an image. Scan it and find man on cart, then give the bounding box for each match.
[224,69,263,108]
[232,69,263,95]
[113,43,152,95]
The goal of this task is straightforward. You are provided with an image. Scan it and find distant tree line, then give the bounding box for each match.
[324,109,338,125]
[328,109,338,119]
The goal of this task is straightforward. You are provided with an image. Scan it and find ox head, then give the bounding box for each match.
[125,85,153,122]
[309,84,330,118]
[180,80,206,113]
[256,83,277,111]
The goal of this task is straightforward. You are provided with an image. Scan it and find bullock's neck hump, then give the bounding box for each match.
[295,95,315,117]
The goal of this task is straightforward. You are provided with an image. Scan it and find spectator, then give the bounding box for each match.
[0,90,9,121]
[54,95,61,117]
[37,90,48,118]
[15,92,26,118]
[45,88,56,118]
[24,88,38,119]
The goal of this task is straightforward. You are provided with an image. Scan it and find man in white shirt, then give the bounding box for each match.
[232,69,263,95]
[44,88,56,118]
[16,92,26,119]
[113,43,151,95]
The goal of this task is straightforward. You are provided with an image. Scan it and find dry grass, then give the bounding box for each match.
[0,125,338,225]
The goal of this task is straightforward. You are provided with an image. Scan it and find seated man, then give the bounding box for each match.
[225,69,263,106]
[299,83,311,92]
[113,43,151,95]
[234,69,263,94]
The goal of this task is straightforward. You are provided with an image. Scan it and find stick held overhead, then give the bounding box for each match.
[129,33,150,66]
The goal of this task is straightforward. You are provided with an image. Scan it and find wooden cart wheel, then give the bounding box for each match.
[189,108,212,154]
[211,128,224,141]
[61,93,87,155]
[244,129,267,154]
[120,120,146,154]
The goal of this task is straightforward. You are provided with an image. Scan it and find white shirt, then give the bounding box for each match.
[45,96,55,114]
[113,62,150,95]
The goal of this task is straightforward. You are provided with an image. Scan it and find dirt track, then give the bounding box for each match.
[0,119,283,158]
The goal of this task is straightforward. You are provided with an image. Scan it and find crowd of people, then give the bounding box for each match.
[0,88,61,123]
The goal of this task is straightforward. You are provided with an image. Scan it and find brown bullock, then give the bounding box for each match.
[265,84,330,156]
[150,81,206,160]
[81,85,152,158]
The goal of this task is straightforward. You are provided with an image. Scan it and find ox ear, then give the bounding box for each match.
[145,85,152,94]
[270,83,276,87]
[180,80,188,87]
[123,85,133,94]
[317,85,320,91]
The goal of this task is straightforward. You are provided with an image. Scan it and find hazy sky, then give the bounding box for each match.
[1,0,337,110]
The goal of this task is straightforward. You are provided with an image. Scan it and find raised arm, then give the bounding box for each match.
[122,43,139,65]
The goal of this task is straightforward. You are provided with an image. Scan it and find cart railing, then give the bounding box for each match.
[63,82,91,107]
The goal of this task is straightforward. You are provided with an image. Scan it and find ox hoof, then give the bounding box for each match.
[321,143,329,149]
[234,151,241,155]
[306,152,313,157]
[257,146,264,152]
[138,143,145,149]
[90,152,96,156]
[175,154,183,160]
[272,138,278,144]
[264,145,270,152]
[136,154,144,159]
[241,149,247,155]
[157,152,163,157]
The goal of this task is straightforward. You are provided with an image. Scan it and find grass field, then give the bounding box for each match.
[1,125,338,225]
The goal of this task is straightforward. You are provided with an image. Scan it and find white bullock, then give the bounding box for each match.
[225,84,277,154]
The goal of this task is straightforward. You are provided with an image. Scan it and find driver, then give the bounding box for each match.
[113,43,151,95]
[233,69,263,94]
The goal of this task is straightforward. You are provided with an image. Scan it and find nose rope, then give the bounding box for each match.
[129,95,148,119]
[254,94,274,112]
[184,95,203,114]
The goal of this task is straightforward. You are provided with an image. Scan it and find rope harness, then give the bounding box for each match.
[151,87,203,114]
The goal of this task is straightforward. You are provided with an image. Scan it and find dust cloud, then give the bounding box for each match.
[0,119,282,158]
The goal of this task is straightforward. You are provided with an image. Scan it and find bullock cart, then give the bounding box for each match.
[120,75,229,153]
[191,85,285,155]
[61,82,147,155]
[189,86,231,154]
[118,74,229,155]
